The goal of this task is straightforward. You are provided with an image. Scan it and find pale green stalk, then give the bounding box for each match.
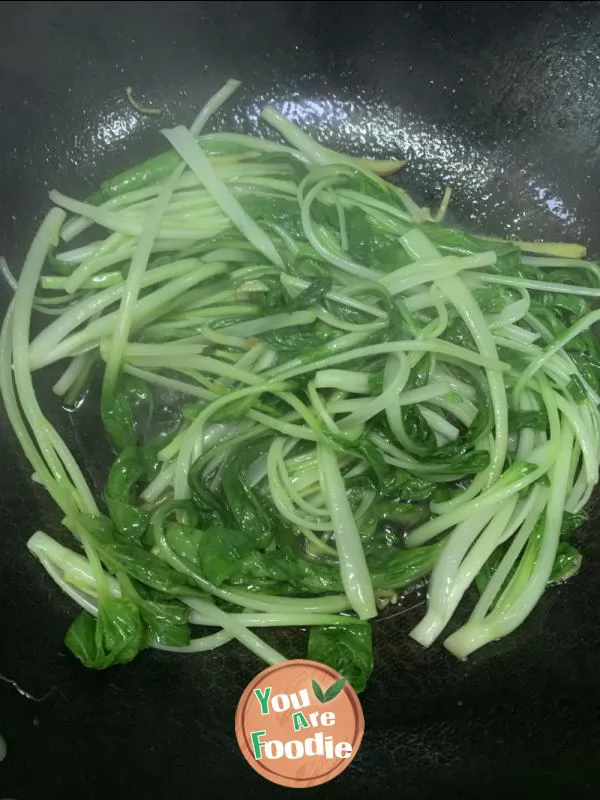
[317,443,377,619]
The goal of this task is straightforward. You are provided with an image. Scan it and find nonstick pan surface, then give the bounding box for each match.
[2,3,600,798]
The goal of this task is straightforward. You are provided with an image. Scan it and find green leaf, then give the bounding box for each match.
[181,512,440,596]
[475,545,505,596]
[289,252,331,281]
[508,410,548,433]
[83,516,195,596]
[65,596,148,669]
[219,448,277,547]
[549,542,582,584]
[311,679,326,703]
[401,405,436,452]
[356,498,429,542]
[196,526,269,587]
[124,582,191,648]
[369,541,444,589]
[164,521,205,564]
[101,375,154,451]
[189,458,230,528]
[64,612,99,667]
[139,598,190,647]
[104,446,158,538]
[100,540,195,595]
[190,440,281,544]
[561,509,588,540]
[379,469,437,500]
[566,375,588,404]
[240,194,304,240]
[308,624,373,693]
[322,678,346,702]
[290,276,333,311]
[345,207,410,272]
[105,498,149,540]
[473,285,518,315]
[322,429,387,480]
[260,322,333,352]
[259,275,333,316]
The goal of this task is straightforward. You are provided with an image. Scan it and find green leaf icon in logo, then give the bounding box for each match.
[312,677,346,703]
[323,678,346,702]
[312,679,326,703]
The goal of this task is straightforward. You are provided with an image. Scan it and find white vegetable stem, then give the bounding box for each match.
[317,443,377,619]
[184,597,286,665]
[445,420,574,659]
[8,208,98,516]
[162,125,283,267]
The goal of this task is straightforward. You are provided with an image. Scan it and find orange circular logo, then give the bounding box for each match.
[235,659,364,788]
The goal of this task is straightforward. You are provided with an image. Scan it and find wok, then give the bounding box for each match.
[2,2,600,798]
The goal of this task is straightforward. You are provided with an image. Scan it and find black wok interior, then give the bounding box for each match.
[2,2,600,798]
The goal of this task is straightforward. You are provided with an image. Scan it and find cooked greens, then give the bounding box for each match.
[2,80,599,691]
